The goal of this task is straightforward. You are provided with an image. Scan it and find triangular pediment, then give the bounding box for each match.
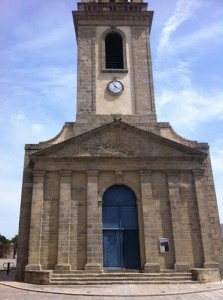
[31,121,206,160]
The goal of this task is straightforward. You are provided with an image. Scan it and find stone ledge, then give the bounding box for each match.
[191,268,221,283]
[55,264,71,273]
[25,270,53,285]
[174,263,190,272]
[144,263,160,273]
[25,264,42,271]
[85,263,102,272]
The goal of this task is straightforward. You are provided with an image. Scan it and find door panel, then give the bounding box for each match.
[122,230,141,269]
[103,230,121,267]
[103,207,120,229]
[120,207,138,229]
[102,185,141,269]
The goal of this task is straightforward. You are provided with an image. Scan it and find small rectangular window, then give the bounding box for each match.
[159,238,170,253]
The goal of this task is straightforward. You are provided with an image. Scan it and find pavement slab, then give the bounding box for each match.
[1,259,223,299]
[1,281,223,299]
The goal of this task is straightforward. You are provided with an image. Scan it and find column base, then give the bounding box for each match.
[25,270,52,284]
[191,268,220,283]
[55,264,71,272]
[25,264,42,271]
[174,263,190,272]
[85,263,102,272]
[204,262,219,268]
[144,263,160,273]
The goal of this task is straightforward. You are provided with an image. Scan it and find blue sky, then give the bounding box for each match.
[0,0,223,239]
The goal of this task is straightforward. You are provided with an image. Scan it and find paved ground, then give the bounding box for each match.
[1,259,223,299]
[1,281,223,299]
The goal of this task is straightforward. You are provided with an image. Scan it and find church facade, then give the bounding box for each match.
[16,0,222,284]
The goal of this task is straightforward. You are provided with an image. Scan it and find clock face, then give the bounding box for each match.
[107,80,124,95]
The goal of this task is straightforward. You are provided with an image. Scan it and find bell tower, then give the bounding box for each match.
[73,0,156,119]
[16,0,222,284]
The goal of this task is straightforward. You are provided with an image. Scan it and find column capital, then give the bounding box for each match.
[59,171,72,177]
[139,170,152,177]
[166,170,179,177]
[193,169,205,178]
[166,170,179,188]
[33,170,45,178]
[87,170,99,177]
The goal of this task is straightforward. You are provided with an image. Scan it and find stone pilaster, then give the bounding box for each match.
[76,27,95,115]
[97,197,103,269]
[132,27,156,116]
[25,170,45,271]
[55,171,72,272]
[140,170,160,272]
[85,170,102,272]
[193,170,218,268]
[167,170,190,272]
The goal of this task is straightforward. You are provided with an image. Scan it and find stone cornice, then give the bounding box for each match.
[73,4,153,35]
[77,2,148,13]
[73,12,153,26]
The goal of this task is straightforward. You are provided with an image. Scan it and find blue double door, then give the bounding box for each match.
[102,185,141,269]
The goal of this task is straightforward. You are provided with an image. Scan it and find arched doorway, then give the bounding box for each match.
[102,185,141,269]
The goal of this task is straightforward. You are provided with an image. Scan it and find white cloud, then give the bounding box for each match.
[32,123,44,134]
[154,60,192,91]
[12,113,26,122]
[157,88,223,129]
[16,26,72,51]
[169,21,223,55]
[158,0,202,54]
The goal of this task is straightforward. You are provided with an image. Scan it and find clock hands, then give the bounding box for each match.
[107,79,124,95]
[113,83,121,91]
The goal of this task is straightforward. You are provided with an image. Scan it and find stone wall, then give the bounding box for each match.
[20,168,212,272]
[0,245,15,259]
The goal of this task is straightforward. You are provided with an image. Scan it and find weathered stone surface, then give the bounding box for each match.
[16,0,222,285]
[31,121,207,160]
[25,270,52,285]
[191,268,221,283]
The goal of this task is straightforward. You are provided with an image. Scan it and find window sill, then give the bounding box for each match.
[101,69,128,73]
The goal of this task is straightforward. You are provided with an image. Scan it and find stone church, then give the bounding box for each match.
[16,0,222,284]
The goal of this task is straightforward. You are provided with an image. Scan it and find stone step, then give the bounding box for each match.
[51,273,192,278]
[51,275,192,279]
[49,280,195,285]
[50,278,192,283]
[52,271,192,275]
[50,271,194,285]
